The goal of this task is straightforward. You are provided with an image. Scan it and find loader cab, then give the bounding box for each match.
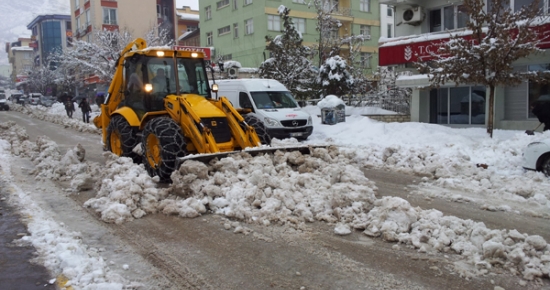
[123,53,213,116]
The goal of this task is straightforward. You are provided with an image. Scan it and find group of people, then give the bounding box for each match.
[61,93,92,123]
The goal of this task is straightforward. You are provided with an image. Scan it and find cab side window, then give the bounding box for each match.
[239,92,253,109]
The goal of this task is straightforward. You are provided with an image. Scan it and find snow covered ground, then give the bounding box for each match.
[1,101,550,288]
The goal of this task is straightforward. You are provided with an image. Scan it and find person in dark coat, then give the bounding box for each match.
[63,93,75,118]
[78,98,92,123]
[531,100,550,131]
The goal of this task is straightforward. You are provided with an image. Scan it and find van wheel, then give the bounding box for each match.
[106,115,140,162]
[244,115,271,145]
[541,156,550,177]
[142,117,187,182]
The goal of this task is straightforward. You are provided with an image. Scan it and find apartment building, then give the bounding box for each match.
[69,0,174,42]
[177,6,199,43]
[6,38,33,90]
[379,0,550,130]
[69,0,177,95]
[199,0,380,73]
[26,14,72,67]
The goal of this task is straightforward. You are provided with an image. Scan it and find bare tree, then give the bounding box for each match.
[416,0,549,137]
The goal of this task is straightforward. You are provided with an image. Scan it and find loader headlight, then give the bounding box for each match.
[264,117,281,127]
[308,116,312,125]
[144,83,153,92]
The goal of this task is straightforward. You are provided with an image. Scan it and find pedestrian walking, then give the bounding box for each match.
[79,98,92,123]
[64,99,75,118]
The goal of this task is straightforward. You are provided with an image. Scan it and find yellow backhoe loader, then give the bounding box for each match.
[94,38,310,181]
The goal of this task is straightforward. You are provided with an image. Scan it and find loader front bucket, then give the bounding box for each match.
[175,145,320,167]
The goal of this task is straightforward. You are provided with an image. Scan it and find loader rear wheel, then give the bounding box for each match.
[106,115,139,162]
[142,117,186,182]
[244,115,271,145]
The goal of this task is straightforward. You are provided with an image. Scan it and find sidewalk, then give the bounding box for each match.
[0,193,55,289]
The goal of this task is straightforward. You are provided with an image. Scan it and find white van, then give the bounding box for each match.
[212,79,313,142]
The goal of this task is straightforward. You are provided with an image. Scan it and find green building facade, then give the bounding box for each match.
[199,0,380,74]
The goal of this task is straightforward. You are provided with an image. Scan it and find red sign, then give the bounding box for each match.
[29,41,38,48]
[16,75,28,82]
[379,22,550,66]
[173,46,211,60]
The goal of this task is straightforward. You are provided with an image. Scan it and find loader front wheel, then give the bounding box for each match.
[142,117,186,182]
[106,115,139,162]
[244,115,271,145]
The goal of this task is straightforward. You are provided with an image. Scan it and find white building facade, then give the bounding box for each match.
[378,0,550,131]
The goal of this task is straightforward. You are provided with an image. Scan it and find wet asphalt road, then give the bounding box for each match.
[0,192,55,289]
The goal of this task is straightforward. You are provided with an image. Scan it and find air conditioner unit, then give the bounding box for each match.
[402,7,424,25]
[227,67,239,79]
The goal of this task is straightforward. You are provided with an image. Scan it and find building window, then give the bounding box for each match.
[429,5,468,32]
[217,0,229,9]
[387,24,392,38]
[244,0,252,5]
[360,52,372,69]
[205,6,212,20]
[85,9,91,26]
[74,0,79,9]
[157,4,161,18]
[245,18,253,35]
[528,64,550,118]
[163,6,168,17]
[387,6,393,16]
[293,0,305,3]
[103,8,117,25]
[359,25,370,37]
[76,16,81,32]
[233,0,238,10]
[294,18,306,33]
[233,23,239,38]
[187,25,198,32]
[360,0,370,12]
[267,15,280,31]
[218,25,230,36]
[430,86,486,125]
[206,32,213,45]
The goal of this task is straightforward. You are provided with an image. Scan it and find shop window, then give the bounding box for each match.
[430,86,486,124]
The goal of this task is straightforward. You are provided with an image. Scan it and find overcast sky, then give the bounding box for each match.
[176,0,198,10]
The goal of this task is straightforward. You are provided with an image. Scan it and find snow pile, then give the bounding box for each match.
[0,135,139,289]
[0,121,99,191]
[354,196,550,280]
[0,121,37,157]
[11,102,100,134]
[83,153,166,224]
[304,116,550,218]
[168,147,377,225]
[317,94,345,109]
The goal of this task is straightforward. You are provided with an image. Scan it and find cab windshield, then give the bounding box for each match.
[250,91,299,109]
[125,55,211,99]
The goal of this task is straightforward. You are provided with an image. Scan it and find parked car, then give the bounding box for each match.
[522,139,550,176]
[0,93,9,111]
[28,93,43,106]
[39,95,55,107]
